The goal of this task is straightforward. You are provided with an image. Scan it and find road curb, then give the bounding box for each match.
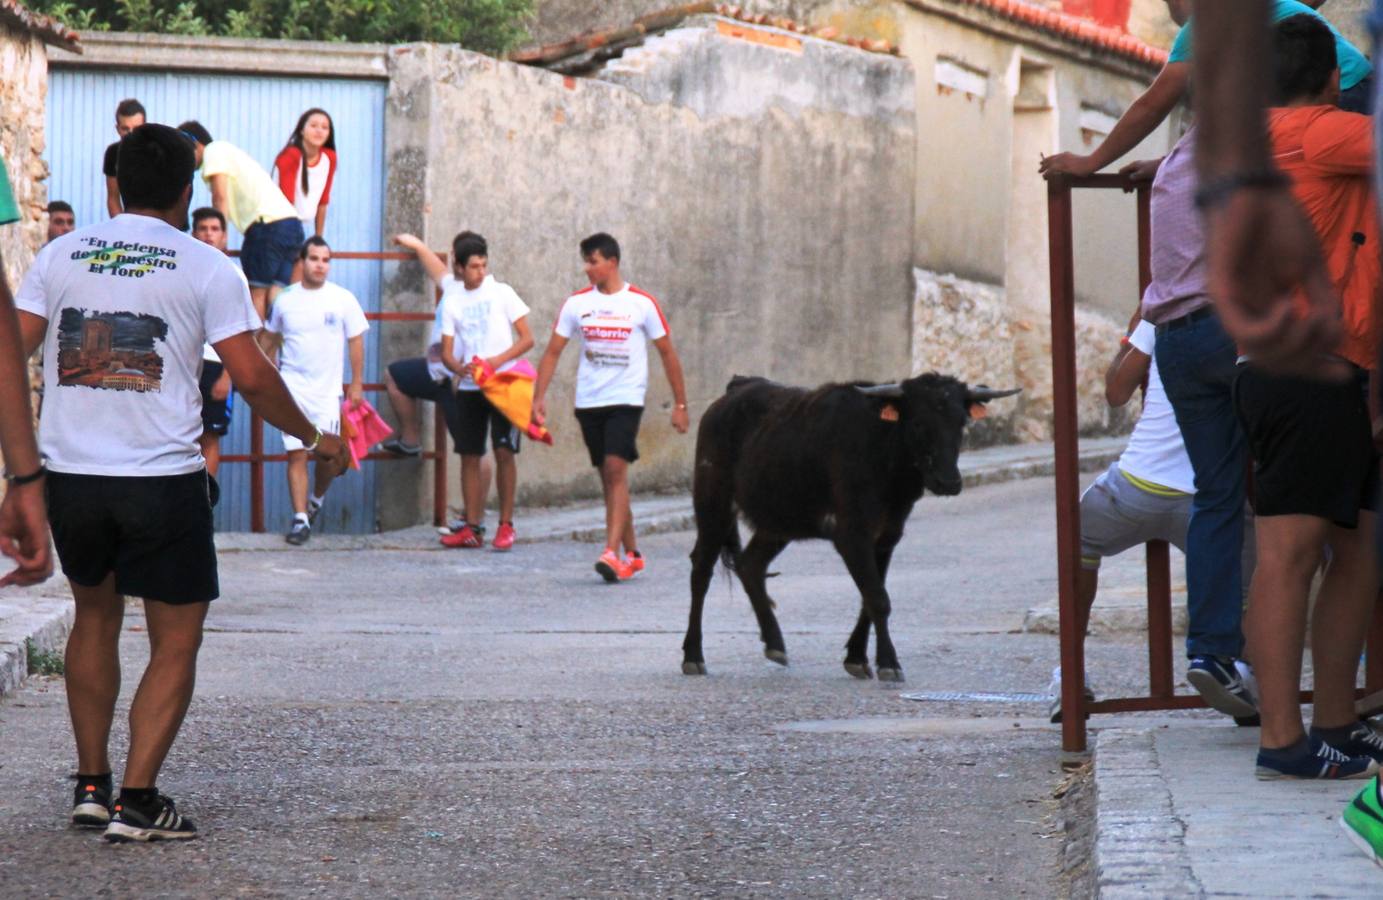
[1093,728,1202,897]
[0,598,74,702]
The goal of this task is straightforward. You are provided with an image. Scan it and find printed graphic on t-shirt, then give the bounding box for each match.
[56,308,166,393]
[581,309,636,368]
[70,235,178,279]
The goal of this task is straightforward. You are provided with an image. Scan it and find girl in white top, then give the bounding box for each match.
[273,108,337,239]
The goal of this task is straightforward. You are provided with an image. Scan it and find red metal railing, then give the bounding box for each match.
[1047,174,1383,751]
[219,250,449,532]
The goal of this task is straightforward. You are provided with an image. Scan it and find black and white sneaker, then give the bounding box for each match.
[286,520,311,546]
[307,497,323,526]
[1187,656,1258,718]
[104,793,198,842]
[71,775,113,828]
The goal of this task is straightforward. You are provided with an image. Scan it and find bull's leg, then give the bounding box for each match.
[844,610,873,679]
[736,534,789,665]
[682,537,718,676]
[843,539,899,678]
[834,537,904,683]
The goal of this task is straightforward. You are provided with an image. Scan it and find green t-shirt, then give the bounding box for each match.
[0,155,19,226]
[1169,0,1372,90]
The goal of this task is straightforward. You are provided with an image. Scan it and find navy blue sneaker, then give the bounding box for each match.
[1187,656,1258,718]
[1321,722,1383,763]
[1256,736,1379,781]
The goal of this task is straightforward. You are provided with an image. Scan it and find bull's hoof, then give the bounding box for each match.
[877,667,905,683]
[764,648,788,666]
[844,661,874,680]
[682,661,707,675]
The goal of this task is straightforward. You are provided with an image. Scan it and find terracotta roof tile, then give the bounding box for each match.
[0,0,80,51]
[953,0,1166,67]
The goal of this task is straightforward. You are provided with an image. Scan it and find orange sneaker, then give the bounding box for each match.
[440,524,483,548]
[595,548,633,583]
[492,522,516,551]
[624,551,645,577]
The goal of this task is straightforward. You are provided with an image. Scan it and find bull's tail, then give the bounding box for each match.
[719,524,742,574]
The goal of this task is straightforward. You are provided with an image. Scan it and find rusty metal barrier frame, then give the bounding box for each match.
[220,249,450,533]
[1047,174,1383,752]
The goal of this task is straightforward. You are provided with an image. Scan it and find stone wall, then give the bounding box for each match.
[0,21,48,474]
[380,22,915,519]
[0,21,47,290]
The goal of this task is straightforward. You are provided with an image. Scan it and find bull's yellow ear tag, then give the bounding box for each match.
[880,403,900,422]
[969,402,988,421]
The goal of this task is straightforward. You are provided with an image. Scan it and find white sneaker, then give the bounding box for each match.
[1048,665,1097,724]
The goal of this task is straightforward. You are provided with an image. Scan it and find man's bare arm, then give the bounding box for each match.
[105,175,123,219]
[215,332,348,466]
[0,286,51,586]
[1041,63,1188,178]
[652,335,690,434]
[531,334,569,426]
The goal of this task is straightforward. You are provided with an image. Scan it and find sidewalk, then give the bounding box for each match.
[1094,723,1382,896]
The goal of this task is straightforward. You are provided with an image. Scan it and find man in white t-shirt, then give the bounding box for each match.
[190,206,243,478]
[14,124,346,841]
[382,232,494,538]
[434,232,533,551]
[533,233,689,582]
[261,236,368,545]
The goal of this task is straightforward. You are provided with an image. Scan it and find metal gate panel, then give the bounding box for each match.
[45,69,387,534]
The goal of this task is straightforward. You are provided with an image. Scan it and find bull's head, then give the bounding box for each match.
[857,376,1020,496]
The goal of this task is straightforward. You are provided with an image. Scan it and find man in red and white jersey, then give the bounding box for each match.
[533,233,689,582]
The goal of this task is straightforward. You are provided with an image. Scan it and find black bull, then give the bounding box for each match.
[682,374,1020,681]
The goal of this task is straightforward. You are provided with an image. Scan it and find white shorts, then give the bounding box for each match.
[281,393,341,453]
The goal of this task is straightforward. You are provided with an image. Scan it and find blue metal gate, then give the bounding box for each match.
[45,68,387,534]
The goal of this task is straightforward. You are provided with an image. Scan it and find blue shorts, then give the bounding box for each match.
[240,217,304,288]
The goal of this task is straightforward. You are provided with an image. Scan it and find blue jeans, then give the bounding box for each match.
[1154,311,1246,659]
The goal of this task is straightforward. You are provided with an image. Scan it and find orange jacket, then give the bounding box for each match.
[1268,105,1381,371]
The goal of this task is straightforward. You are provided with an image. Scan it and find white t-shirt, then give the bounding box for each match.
[438,274,530,390]
[1117,320,1194,493]
[554,283,669,409]
[203,262,250,364]
[14,214,259,476]
[293,154,331,229]
[265,281,369,401]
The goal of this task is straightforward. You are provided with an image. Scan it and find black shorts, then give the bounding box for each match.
[575,405,643,468]
[1234,364,1379,528]
[455,390,521,456]
[46,470,220,604]
[387,357,466,454]
[199,361,233,436]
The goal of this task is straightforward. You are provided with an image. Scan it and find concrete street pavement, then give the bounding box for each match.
[5,450,1380,896]
[1,475,1083,898]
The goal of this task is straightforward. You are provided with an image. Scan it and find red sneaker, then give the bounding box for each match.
[624,551,645,576]
[440,524,483,548]
[492,522,516,551]
[594,548,633,583]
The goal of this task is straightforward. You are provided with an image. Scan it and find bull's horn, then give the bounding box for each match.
[855,383,904,398]
[966,386,1022,402]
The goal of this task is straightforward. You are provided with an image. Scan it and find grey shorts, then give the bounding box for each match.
[1079,462,1190,570]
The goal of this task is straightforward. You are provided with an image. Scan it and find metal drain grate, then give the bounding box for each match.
[900,691,1049,704]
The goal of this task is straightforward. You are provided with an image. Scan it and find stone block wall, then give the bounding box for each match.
[0,21,49,476]
[0,21,47,289]
[912,268,1137,445]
